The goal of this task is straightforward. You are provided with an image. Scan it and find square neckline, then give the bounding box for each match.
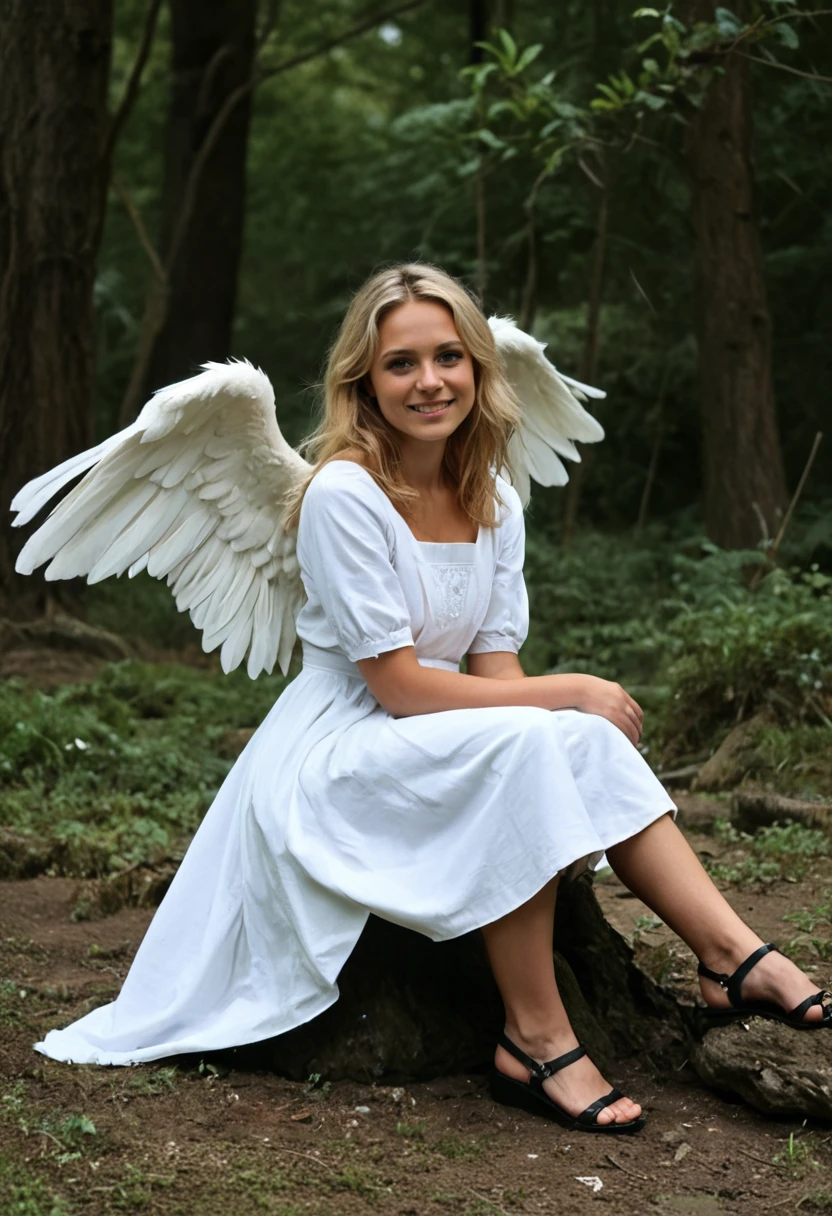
[327,460,481,551]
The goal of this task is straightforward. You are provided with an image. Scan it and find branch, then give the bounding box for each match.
[258,0,430,82]
[113,177,165,282]
[167,0,433,276]
[256,0,286,53]
[749,431,824,589]
[736,50,832,84]
[104,0,164,171]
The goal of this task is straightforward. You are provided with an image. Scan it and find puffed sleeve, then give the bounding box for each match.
[296,464,414,662]
[468,481,529,655]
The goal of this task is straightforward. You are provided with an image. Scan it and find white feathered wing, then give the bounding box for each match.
[488,315,605,505]
[11,361,310,678]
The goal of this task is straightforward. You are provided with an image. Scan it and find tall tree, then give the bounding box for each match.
[141,0,257,399]
[0,0,114,615]
[684,0,787,549]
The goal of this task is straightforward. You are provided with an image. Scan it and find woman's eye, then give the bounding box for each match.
[388,358,410,371]
[439,351,463,363]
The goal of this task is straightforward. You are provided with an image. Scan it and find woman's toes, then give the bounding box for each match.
[596,1096,641,1125]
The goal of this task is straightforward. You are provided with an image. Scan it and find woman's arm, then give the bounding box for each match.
[467,651,526,680]
[357,646,643,744]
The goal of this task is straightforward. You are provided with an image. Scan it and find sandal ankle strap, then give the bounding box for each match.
[698,942,778,1009]
[498,1032,587,1081]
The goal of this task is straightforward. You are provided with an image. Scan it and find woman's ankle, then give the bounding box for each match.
[503,1018,578,1061]
[696,930,765,977]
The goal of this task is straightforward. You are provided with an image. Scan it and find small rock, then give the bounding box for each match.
[674,1142,692,1162]
[692,1019,832,1119]
[354,1105,370,1114]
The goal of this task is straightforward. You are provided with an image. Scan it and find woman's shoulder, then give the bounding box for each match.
[302,456,390,524]
[493,471,524,525]
[307,454,374,494]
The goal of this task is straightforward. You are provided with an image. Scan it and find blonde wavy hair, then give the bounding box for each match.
[282,262,521,533]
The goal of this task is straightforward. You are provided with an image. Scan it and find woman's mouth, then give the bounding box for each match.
[407,400,453,417]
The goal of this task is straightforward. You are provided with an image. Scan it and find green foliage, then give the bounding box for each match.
[782,895,832,960]
[662,560,832,750]
[524,517,832,780]
[0,1151,73,1216]
[707,818,829,884]
[0,661,286,876]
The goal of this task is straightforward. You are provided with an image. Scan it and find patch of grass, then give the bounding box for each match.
[395,1120,425,1140]
[0,1150,73,1215]
[632,914,664,943]
[798,1192,832,1211]
[125,1067,179,1097]
[2,1082,99,1163]
[706,819,829,885]
[774,1131,821,1178]
[782,896,832,962]
[433,1134,485,1160]
[101,1162,176,1211]
[0,661,287,878]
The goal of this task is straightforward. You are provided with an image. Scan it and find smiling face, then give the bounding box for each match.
[365,300,477,449]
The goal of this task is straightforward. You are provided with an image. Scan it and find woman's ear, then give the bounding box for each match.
[361,374,377,404]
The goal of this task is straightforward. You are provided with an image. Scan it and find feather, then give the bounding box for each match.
[11,360,311,677]
[488,314,605,500]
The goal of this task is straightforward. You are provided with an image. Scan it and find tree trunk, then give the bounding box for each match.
[243,876,686,1082]
[142,0,256,398]
[684,1,787,549]
[0,0,113,616]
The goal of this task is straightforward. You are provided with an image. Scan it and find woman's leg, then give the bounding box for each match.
[481,876,642,1125]
[606,813,824,1020]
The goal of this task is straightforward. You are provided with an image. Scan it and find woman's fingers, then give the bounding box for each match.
[615,709,639,746]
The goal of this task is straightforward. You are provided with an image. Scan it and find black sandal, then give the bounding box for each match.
[698,942,832,1030]
[488,1032,646,1135]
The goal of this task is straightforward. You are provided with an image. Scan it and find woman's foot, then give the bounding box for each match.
[699,939,826,1024]
[495,1027,642,1126]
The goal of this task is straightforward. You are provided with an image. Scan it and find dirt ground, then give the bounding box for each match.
[2,830,832,1216]
[2,647,831,1214]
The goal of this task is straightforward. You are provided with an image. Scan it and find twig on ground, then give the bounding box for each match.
[270,1147,339,1173]
[605,1152,649,1180]
[469,1188,513,1216]
[736,1145,776,1168]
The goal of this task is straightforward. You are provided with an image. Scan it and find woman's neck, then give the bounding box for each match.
[397,438,448,494]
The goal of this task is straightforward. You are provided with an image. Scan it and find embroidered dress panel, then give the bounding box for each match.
[427,564,473,628]
[34,458,676,1067]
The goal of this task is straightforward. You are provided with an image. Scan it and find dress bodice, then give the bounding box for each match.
[294,461,528,669]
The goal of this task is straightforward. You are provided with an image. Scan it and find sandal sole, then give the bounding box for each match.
[697,1007,830,1032]
[488,1069,646,1135]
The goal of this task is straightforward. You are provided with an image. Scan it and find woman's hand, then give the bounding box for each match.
[564,675,644,745]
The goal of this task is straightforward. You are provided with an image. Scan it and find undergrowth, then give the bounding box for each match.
[525,522,832,787]
[706,819,829,885]
[0,662,286,877]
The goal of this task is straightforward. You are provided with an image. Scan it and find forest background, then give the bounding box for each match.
[2,4,832,1211]
[2,0,831,840]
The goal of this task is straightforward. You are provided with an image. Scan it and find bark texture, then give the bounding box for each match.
[684,1,787,549]
[245,877,685,1082]
[0,0,113,613]
[142,0,256,397]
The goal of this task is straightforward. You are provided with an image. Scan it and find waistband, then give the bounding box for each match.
[301,642,459,680]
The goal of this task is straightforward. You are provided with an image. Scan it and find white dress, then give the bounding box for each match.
[36,461,675,1066]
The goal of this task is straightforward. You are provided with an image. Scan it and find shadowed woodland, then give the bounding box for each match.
[1,2,832,1214]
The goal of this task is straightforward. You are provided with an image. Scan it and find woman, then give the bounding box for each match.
[23,263,830,1135]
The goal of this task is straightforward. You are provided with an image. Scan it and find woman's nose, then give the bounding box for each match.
[416,361,443,392]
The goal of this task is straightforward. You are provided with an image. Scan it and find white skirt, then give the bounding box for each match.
[36,652,675,1065]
